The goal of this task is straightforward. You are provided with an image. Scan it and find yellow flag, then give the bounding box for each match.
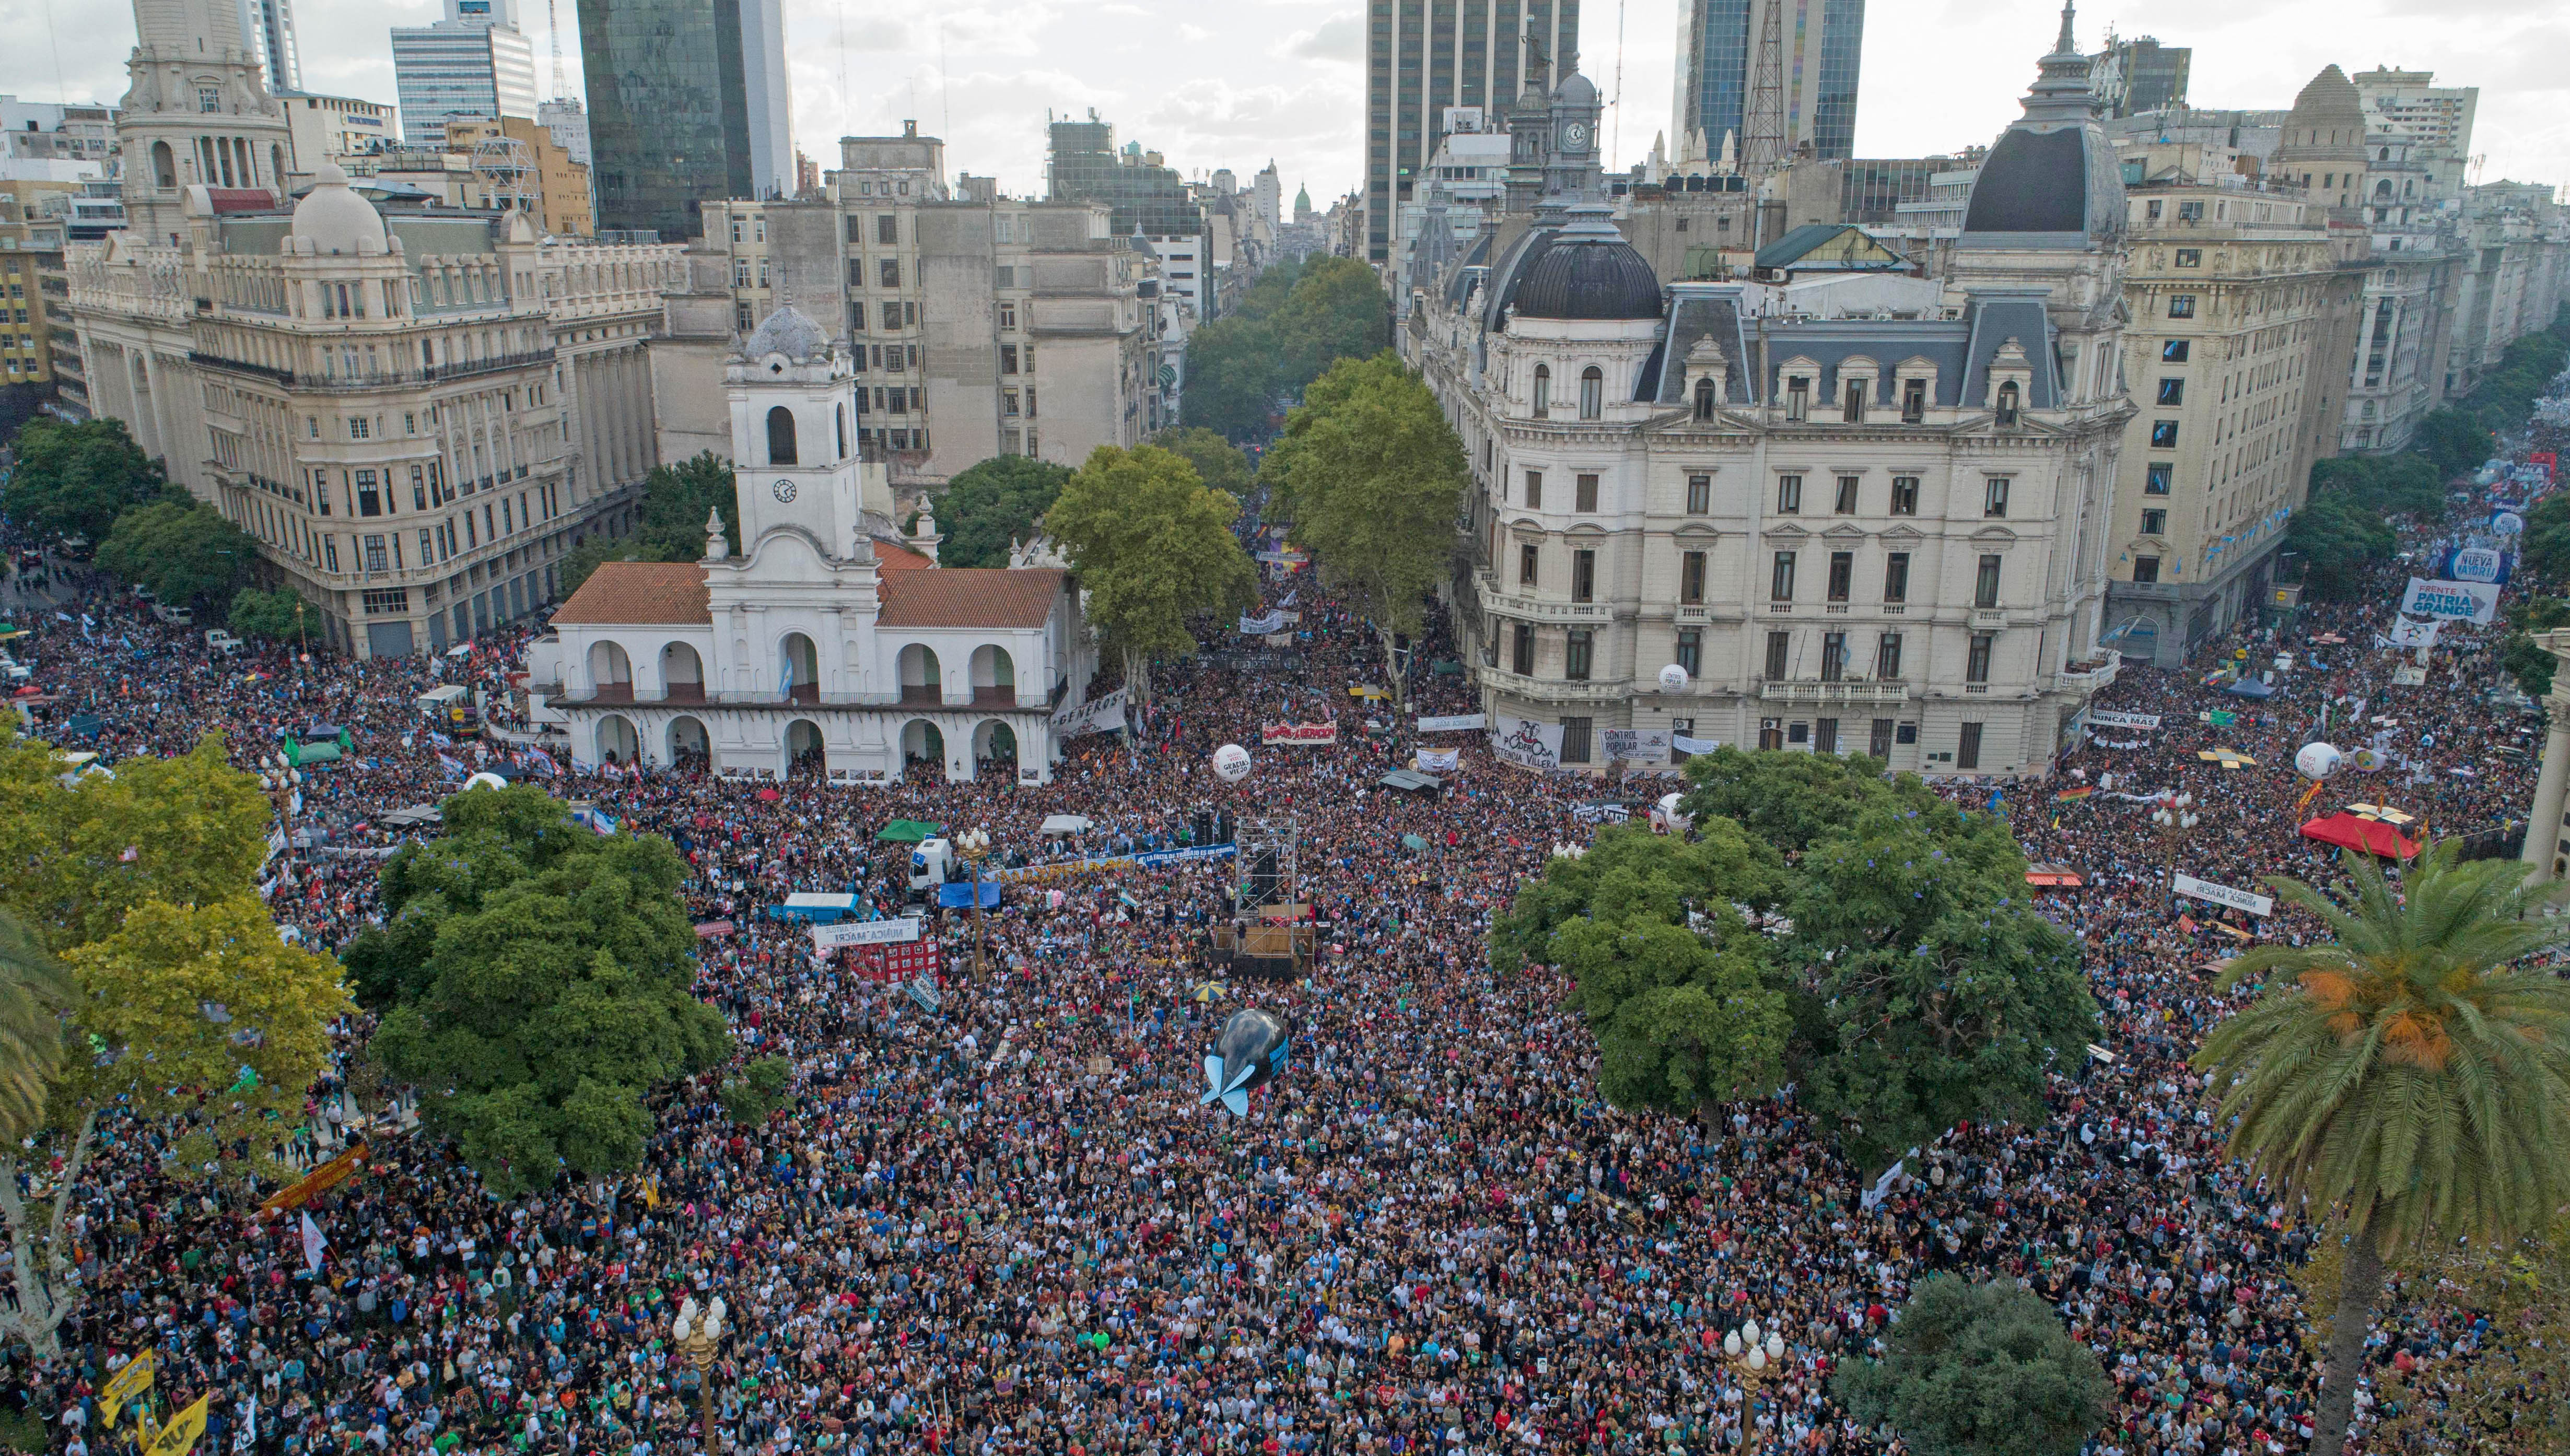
[143,1393,210,1456]
[99,1350,155,1428]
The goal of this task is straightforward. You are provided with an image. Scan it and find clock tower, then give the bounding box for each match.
[1543,60,1604,203]
[724,306,878,563]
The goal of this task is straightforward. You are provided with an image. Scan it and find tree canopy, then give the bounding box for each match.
[1151,427,1255,499]
[1042,443,1256,704]
[355,785,730,1196]
[1260,351,1466,707]
[1178,254,1393,443]
[0,417,166,541]
[936,454,1072,568]
[557,452,740,596]
[229,585,318,645]
[2284,490,2397,601]
[1832,1276,2110,1456]
[97,494,259,609]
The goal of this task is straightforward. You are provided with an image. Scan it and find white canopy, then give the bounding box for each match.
[1039,814,1096,835]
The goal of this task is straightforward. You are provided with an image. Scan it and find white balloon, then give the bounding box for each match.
[463,771,509,792]
[2350,746,2386,773]
[1658,663,1691,694]
[1655,790,1691,831]
[2293,742,2342,781]
[1212,744,1253,782]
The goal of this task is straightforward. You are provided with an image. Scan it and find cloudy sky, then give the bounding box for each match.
[6,0,2564,208]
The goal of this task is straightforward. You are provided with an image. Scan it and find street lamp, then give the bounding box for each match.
[1721,1319,1789,1454]
[955,827,994,984]
[2151,792,2199,854]
[258,755,302,838]
[671,1295,727,1441]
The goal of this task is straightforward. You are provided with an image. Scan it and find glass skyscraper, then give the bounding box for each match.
[576,0,794,241]
[1364,0,1581,263]
[390,0,540,147]
[1670,0,1863,165]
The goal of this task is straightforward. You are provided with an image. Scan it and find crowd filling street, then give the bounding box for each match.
[0,454,2557,1456]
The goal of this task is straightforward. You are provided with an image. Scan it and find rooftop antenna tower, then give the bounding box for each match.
[1743,0,1785,173]
[546,0,567,100]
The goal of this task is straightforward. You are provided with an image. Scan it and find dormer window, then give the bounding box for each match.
[1693,378,1716,421]
[1995,381,2020,426]
[1532,364,1551,418]
[1901,377,1926,422]
[1842,377,1867,424]
[1786,376,1810,422]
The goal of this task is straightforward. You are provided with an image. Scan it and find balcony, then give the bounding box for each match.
[1757,678,1911,706]
[2059,657,2120,694]
[1478,667,1640,705]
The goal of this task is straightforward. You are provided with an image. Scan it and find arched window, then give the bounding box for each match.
[1995,380,2020,426]
[1532,364,1551,417]
[1693,377,1717,421]
[1579,366,1603,421]
[151,140,176,190]
[766,405,798,465]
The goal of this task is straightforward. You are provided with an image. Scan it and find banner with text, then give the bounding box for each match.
[1260,721,1340,746]
[2087,710,2163,730]
[2171,872,2275,918]
[1599,728,1672,763]
[1414,747,1461,773]
[1491,717,1564,771]
[2386,615,2442,649]
[2400,577,2501,626]
[1239,609,1287,635]
[1672,734,1722,755]
[1051,688,1129,739]
[1416,713,1488,733]
[813,917,925,952]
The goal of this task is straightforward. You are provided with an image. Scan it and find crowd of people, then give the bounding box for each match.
[0,438,2557,1456]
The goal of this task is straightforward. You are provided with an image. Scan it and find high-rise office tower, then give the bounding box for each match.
[576,0,794,240]
[2085,32,2188,119]
[1668,0,1861,172]
[1364,0,1580,263]
[391,0,540,147]
[235,0,301,93]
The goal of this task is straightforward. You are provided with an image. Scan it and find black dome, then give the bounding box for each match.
[1511,233,1664,321]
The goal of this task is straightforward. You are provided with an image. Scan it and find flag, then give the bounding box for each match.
[427,730,453,748]
[300,1212,327,1274]
[436,753,466,778]
[99,1349,155,1427]
[144,1393,211,1456]
[2053,786,2094,803]
[528,749,558,775]
[2177,915,2198,934]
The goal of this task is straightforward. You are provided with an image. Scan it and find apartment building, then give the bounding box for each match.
[0,181,79,398]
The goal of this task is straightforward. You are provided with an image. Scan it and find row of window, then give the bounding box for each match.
[1505,625,1999,687]
[1513,470,2006,518]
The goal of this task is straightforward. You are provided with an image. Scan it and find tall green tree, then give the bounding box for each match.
[97,495,258,609]
[2521,492,2570,580]
[229,585,318,646]
[1042,443,1256,707]
[557,452,740,595]
[1151,427,1255,498]
[1833,1276,2111,1456]
[0,417,165,541]
[2412,407,2492,482]
[936,455,1072,568]
[357,785,730,1196]
[1261,351,1466,708]
[1179,318,1283,441]
[0,732,274,954]
[2284,491,2396,601]
[1277,256,1393,390]
[1677,745,1907,856]
[0,909,71,1147]
[2193,842,2570,1456]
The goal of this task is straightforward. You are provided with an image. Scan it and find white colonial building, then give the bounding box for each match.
[527,307,1093,784]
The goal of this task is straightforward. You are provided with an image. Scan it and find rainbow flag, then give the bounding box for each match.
[2054,786,2094,803]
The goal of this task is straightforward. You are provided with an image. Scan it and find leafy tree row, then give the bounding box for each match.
[1180,256,1392,441]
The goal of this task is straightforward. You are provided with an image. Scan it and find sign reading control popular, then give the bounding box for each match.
[2400,577,2500,626]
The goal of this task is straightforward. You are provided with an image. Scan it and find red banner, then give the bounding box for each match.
[850,938,943,982]
[261,1141,369,1212]
[1260,721,1339,745]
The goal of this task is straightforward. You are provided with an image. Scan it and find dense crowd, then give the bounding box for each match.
[0,455,2554,1456]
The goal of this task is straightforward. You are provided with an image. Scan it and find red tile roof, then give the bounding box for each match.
[551,562,711,625]
[878,568,1064,629]
[877,543,936,571]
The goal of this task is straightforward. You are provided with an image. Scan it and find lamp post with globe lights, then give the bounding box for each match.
[671,1295,727,1441]
[1722,1319,1789,1453]
[2150,792,2199,857]
[258,755,301,843]
[954,827,993,984]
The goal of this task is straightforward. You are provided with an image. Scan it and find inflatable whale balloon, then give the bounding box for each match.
[1201,1007,1289,1117]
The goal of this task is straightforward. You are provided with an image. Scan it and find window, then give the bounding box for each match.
[1759,719,1785,750]
[1686,474,1711,513]
[1693,378,1717,420]
[323,537,340,572]
[1575,474,1599,512]
[1974,554,2002,608]
[349,416,370,440]
[2145,463,2173,495]
[411,466,427,510]
[1883,552,1910,603]
[1680,550,1707,604]
[1511,622,1535,675]
[1901,377,1926,422]
[2133,555,2162,584]
[1560,717,1593,765]
[2161,339,2189,363]
[1983,477,2010,518]
[879,259,901,288]
[1966,632,1994,684]
[1765,631,1790,680]
[1571,550,1595,603]
[1841,377,1866,422]
[1826,551,1853,602]
[2141,508,2167,536]
[1770,551,1797,602]
[2156,378,2186,406]
[1995,381,2020,426]
[419,529,435,563]
[363,534,388,572]
[999,303,1017,331]
[2175,248,2202,268]
[876,214,898,245]
[1815,719,1840,754]
[355,471,382,516]
[1788,723,1810,745]
[1870,719,1895,757]
[361,589,408,615]
[2178,201,2204,222]
[1675,628,1701,676]
[1518,543,1538,586]
[1786,377,1810,421]
[1820,632,1847,682]
[1889,475,1919,515]
[1532,365,1551,417]
[1876,632,1903,679]
[198,88,220,113]
[1956,722,1983,771]
[2150,420,2180,448]
[2168,296,2195,319]
[1523,470,1543,508]
[1564,630,1593,681]
[1776,474,1802,513]
[1578,366,1603,420]
[767,405,798,464]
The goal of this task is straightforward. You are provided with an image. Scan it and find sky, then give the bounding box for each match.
[4,0,2565,209]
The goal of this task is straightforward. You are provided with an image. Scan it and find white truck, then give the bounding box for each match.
[908,838,953,895]
[205,628,244,655]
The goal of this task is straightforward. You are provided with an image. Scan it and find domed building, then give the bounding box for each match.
[1399,25,2129,780]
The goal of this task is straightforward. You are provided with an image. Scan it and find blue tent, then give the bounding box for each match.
[2224,677,2276,699]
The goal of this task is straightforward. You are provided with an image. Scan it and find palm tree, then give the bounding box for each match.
[2193,841,2570,1456]
[0,908,72,1143]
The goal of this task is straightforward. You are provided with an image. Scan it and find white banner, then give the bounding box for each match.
[1491,718,1563,770]
[2400,577,2500,626]
[1672,734,1722,756]
[2087,710,2162,730]
[2171,872,2274,918]
[2386,615,2442,649]
[1414,747,1461,773]
[2391,665,2429,687]
[2448,546,2505,583]
[1050,687,1129,739]
[1416,713,1488,733]
[1599,728,1671,763]
[1238,610,1286,635]
[813,917,926,951]
[1571,802,1630,824]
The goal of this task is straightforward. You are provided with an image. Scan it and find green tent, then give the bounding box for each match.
[284,741,343,767]
[875,819,944,843]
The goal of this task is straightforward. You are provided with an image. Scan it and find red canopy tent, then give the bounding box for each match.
[2300,813,2420,860]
